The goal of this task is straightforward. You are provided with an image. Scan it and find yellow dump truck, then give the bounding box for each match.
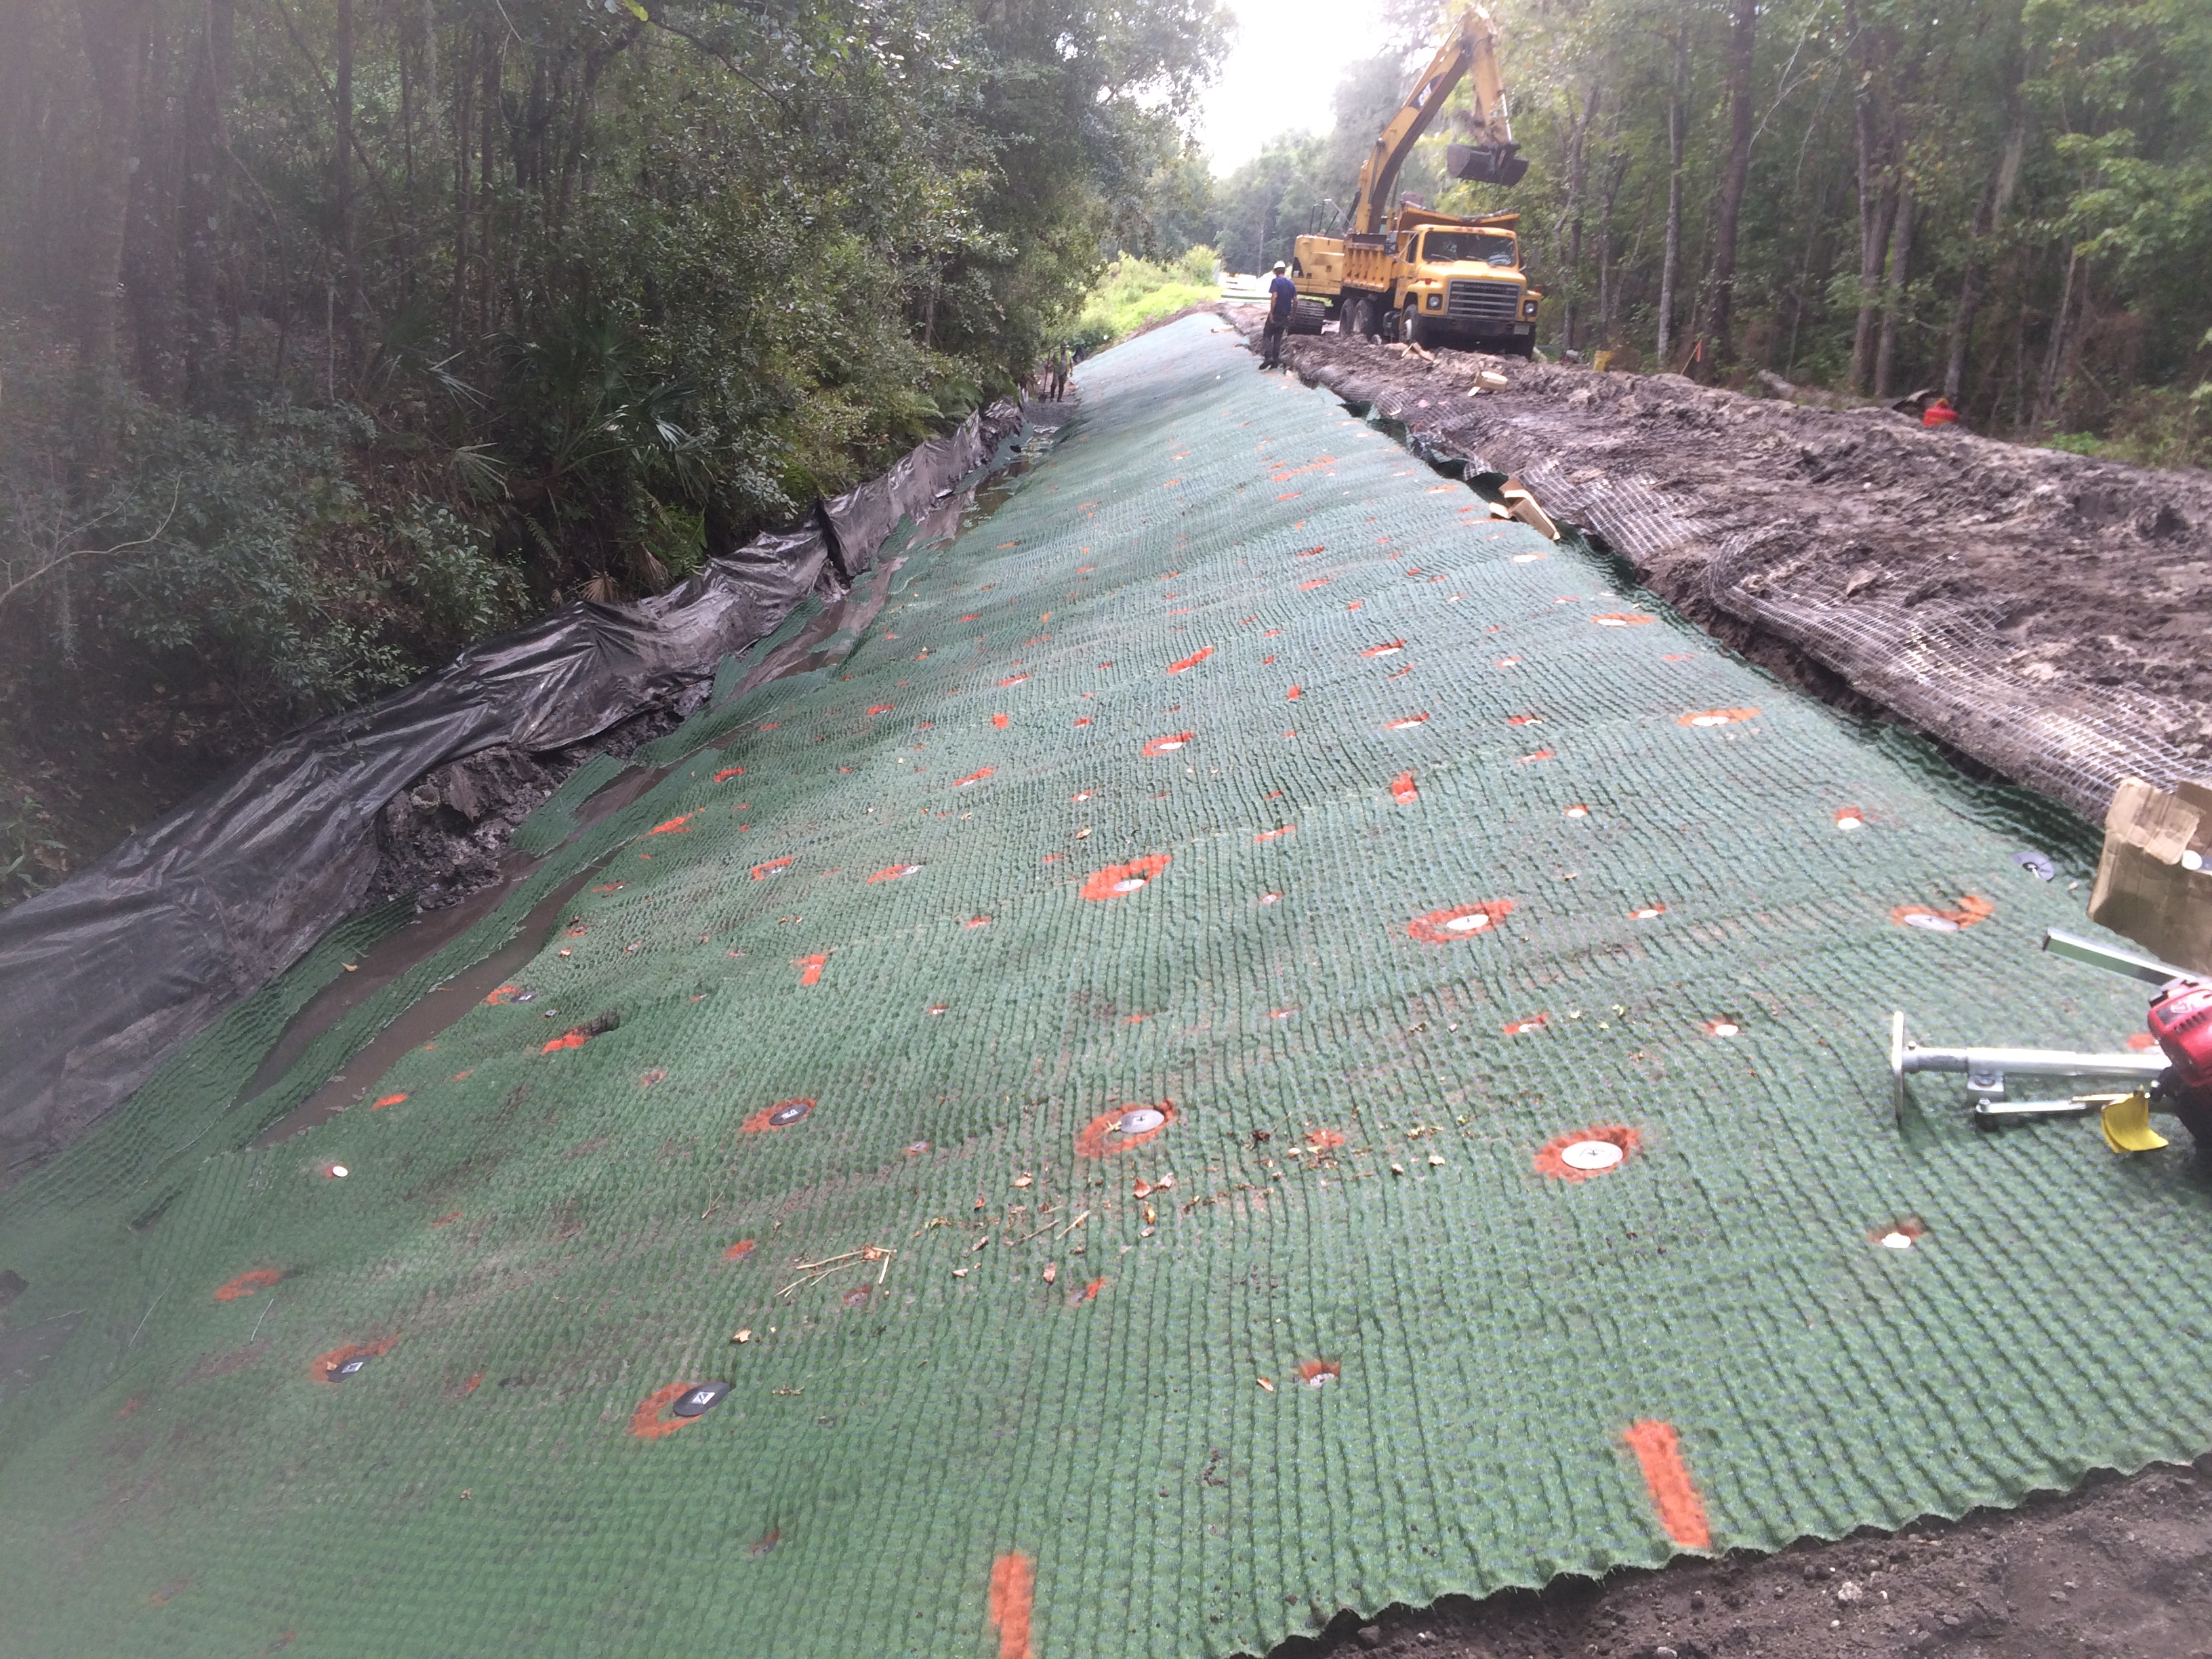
[1290,6,1540,355]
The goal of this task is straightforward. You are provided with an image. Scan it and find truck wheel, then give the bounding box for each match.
[1346,295,1377,339]
[1403,306,1430,348]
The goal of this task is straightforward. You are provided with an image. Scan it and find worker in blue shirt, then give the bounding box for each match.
[1262,261,1297,369]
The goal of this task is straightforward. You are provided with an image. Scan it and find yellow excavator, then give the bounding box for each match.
[1291,6,1540,354]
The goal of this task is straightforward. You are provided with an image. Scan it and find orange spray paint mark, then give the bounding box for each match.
[1306,1127,1346,1151]
[1517,748,1556,764]
[1081,853,1170,901]
[714,767,744,781]
[987,1553,1036,1659]
[1073,1276,1108,1305]
[1298,577,1330,591]
[214,1268,283,1301]
[751,857,794,880]
[796,954,827,986]
[371,1092,409,1110]
[1390,772,1419,804]
[647,813,698,836]
[991,713,1010,729]
[1142,732,1194,757]
[1166,646,1213,674]
[1384,712,1430,731]
[541,1029,591,1053]
[1253,826,1293,842]
[1892,895,1994,931]
[867,704,894,715]
[1285,685,1302,701]
[1361,640,1404,657]
[485,985,522,1005]
[115,1397,142,1420]
[1075,1101,1176,1159]
[1677,707,1759,728]
[1591,613,1656,627]
[310,1335,397,1385]
[629,1382,702,1440]
[1622,1419,1712,1549]
[430,1211,463,1228]
[955,766,997,787]
[723,1237,757,1261]
[867,862,924,884]
[1406,899,1515,943]
[464,1372,484,1395]
[1534,1124,1641,1182]
[741,1098,815,1134]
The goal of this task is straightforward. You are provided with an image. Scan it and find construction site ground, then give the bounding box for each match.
[6,313,2212,1658]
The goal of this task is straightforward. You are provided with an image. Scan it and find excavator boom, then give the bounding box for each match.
[1347,5,1524,237]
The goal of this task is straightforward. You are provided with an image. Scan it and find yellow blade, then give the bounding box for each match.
[2101,1092,2169,1154]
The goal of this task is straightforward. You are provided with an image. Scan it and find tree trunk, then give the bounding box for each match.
[73,0,156,442]
[1701,0,1757,367]
[1944,79,2026,404]
[124,30,178,397]
[478,37,499,337]
[1873,181,1913,397]
[1559,83,1599,353]
[1847,1,1886,392]
[182,0,234,407]
[333,0,356,364]
[1656,22,1687,364]
[451,28,472,350]
[1595,150,1626,351]
[2032,245,2079,433]
[1944,187,1991,405]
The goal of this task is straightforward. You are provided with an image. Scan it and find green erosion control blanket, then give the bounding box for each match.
[1,313,2204,1658]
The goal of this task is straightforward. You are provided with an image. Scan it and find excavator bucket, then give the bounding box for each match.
[1448,142,1528,186]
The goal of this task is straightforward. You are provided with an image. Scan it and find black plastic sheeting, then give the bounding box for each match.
[0,403,1016,1170]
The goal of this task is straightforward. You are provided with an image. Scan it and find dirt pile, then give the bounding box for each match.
[1273,1454,2212,1659]
[363,697,697,911]
[1232,306,2212,820]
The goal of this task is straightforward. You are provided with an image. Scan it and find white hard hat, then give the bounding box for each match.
[1272,261,1287,272]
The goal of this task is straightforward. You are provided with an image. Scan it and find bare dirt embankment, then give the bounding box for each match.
[1229,305,2212,823]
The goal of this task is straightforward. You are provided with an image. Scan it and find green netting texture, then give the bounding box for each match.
[1,314,2203,1659]
[510,751,630,855]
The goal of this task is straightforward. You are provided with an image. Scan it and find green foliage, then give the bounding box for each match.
[1070,247,1223,351]
[392,501,531,652]
[0,789,67,905]
[1174,0,2211,453]
[0,0,1232,854]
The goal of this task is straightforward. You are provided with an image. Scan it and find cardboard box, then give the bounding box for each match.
[2089,777,2212,977]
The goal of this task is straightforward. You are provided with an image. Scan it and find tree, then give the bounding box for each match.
[1702,0,1758,367]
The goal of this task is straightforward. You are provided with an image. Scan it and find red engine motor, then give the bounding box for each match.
[2150,979,2212,1089]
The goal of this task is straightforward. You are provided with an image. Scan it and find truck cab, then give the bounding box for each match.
[1294,208,1540,354]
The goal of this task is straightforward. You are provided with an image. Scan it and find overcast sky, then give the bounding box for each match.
[1195,0,1392,173]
